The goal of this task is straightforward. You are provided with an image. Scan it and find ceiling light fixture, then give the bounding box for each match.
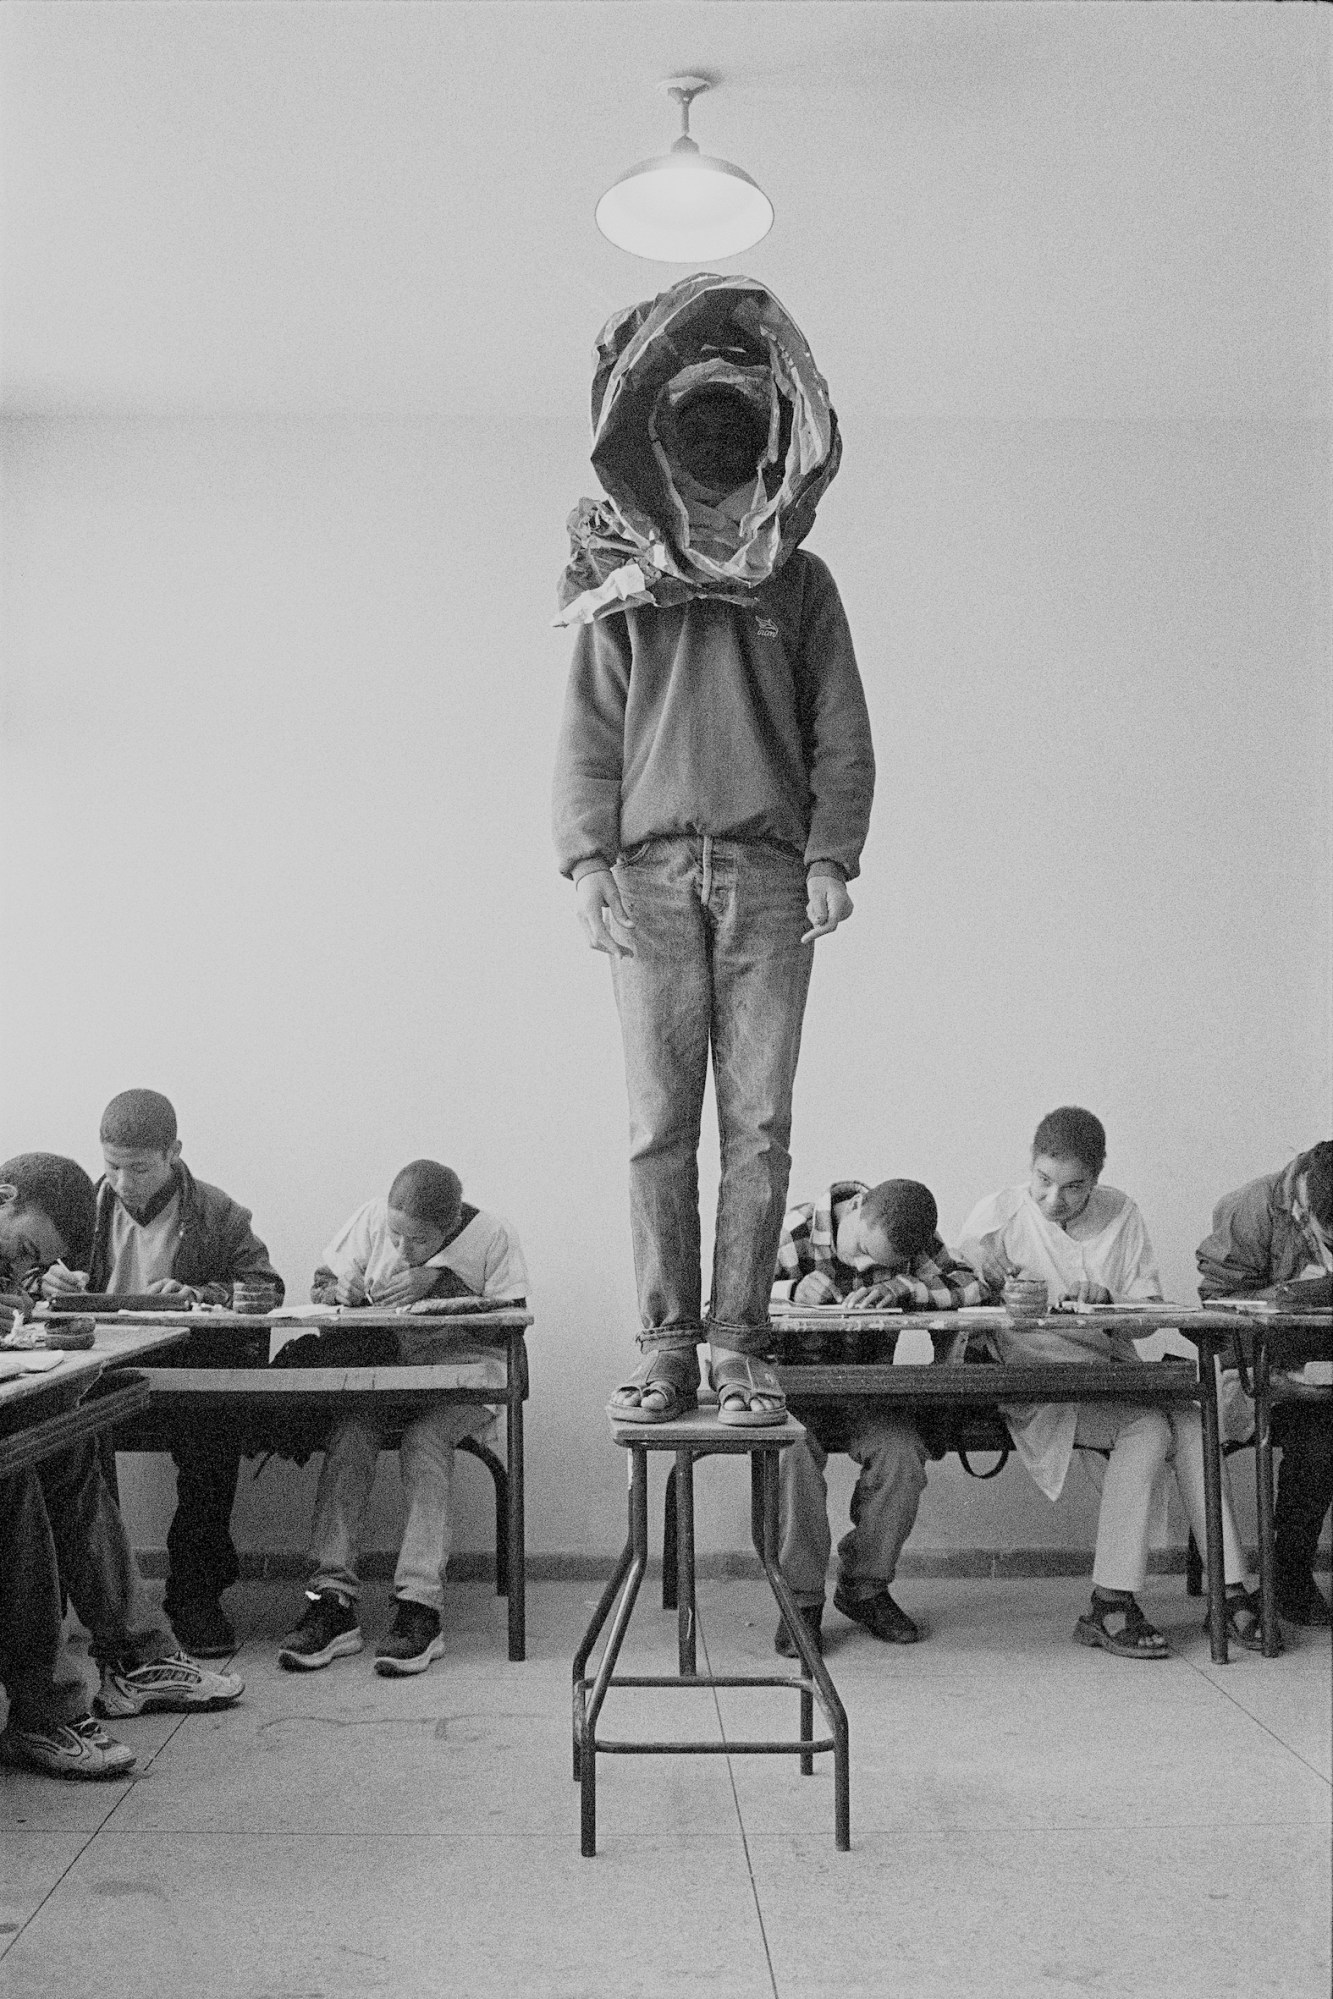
[595,76,774,263]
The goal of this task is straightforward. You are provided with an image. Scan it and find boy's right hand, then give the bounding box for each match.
[335,1272,370,1307]
[975,1246,1021,1290]
[576,870,635,960]
[41,1263,90,1298]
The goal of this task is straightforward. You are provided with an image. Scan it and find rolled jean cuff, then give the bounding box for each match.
[637,1326,703,1354]
[705,1320,773,1358]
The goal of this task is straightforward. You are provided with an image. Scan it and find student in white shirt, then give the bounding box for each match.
[960,1107,1263,1659]
[279,1160,527,1678]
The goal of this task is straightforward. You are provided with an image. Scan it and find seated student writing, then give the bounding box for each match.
[959,1105,1265,1659]
[1196,1139,1332,1628]
[43,1090,284,1660]
[0,1155,240,1779]
[279,1160,527,1678]
[769,1177,990,1655]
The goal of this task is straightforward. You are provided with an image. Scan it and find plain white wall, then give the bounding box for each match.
[2,397,1327,1563]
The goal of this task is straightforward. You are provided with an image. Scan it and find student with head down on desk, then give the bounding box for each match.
[0,1153,240,1782]
[769,1177,991,1656]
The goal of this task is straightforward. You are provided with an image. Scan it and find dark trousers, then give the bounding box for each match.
[158,1324,268,1616]
[1274,1400,1333,1587]
[163,1430,243,1615]
[0,1469,69,1728]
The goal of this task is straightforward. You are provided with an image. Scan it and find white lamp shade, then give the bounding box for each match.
[596,153,774,262]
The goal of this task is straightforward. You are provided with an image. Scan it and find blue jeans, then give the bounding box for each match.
[611,836,814,1356]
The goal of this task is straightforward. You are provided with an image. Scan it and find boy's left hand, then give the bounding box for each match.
[1065,1283,1113,1306]
[148,1279,199,1300]
[802,876,853,943]
[844,1281,904,1309]
[377,1266,448,1309]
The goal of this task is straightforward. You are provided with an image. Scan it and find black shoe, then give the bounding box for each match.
[277,1590,363,1672]
[774,1603,824,1658]
[374,1601,445,1677]
[1275,1576,1332,1629]
[834,1584,920,1644]
[167,1597,235,1659]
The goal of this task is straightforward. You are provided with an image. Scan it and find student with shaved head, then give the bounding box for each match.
[43,1089,283,1661]
[279,1160,527,1678]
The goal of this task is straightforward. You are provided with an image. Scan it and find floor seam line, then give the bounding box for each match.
[1177,1655,1333,1784]
[699,1608,782,1999]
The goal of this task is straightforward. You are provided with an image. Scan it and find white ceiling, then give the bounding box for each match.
[1,3,1326,420]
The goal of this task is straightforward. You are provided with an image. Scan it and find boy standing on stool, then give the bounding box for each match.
[279,1160,526,1677]
[44,1089,284,1658]
[770,1178,989,1655]
[553,274,874,1432]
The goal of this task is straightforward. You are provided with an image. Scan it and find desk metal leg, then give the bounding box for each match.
[1252,1335,1280,1656]
[1197,1345,1229,1665]
[506,1390,525,1662]
[675,1450,697,1676]
[751,1451,850,1850]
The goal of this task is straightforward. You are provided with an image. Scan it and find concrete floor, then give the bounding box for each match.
[1,1572,1328,1999]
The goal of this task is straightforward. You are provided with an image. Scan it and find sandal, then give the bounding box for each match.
[1074,1592,1170,1660]
[709,1351,786,1428]
[606,1350,699,1425]
[1206,1587,1281,1656]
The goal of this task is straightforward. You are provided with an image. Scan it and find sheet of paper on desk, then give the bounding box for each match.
[0,1352,64,1380]
[269,1304,345,1321]
[769,1301,902,1316]
[1055,1300,1195,1315]
[1203,1297,1280,1315]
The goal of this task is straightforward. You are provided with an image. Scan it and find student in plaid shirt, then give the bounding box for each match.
[770,1179,990,1655]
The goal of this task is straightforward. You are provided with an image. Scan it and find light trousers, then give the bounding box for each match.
[1077,1402,1248,1594]
[309,1403,490,1612]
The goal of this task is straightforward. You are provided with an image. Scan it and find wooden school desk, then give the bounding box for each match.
[0,1321,187,1477]
[81,1304,533,1661]
[765,1304,1246,1663]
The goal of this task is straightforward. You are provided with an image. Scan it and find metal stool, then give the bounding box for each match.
[572,1408,850,1857]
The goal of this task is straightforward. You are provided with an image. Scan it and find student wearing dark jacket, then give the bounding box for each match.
[1197,1141,1333,1628]
[1,1152,240,1777]
[45,1091,284,1657]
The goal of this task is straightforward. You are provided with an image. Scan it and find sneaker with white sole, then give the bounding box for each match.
[277,1589,364,1672]
[0,1713,136,1780]
[93,1651,244,1718]
[373,1600,445,1677]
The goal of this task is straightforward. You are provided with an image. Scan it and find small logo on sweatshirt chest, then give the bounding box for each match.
[754,615,780,641]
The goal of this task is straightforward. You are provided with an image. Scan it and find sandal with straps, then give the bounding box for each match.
[606,1349,699,1425]
[1206,1586,1280,1655]
[709,1351,787,1428]
[1074,1591,1170,1660]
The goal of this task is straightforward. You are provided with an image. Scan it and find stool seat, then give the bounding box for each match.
[608,1408,806,1452]
[574,1410,850,1857]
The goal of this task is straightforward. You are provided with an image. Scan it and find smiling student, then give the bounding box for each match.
[959,1106,1264,1659]
[279,1160,527,1678]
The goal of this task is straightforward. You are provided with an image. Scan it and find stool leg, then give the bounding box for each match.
[582,1448,650,1857]
[675,1450,697,1677]
[573,1536,634,1782]
[1184,1531,1203,1597]
[662,1464,679,1611]
[753,1450,850,1851]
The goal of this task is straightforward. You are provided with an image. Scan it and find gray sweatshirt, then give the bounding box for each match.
[552,551,875,883]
